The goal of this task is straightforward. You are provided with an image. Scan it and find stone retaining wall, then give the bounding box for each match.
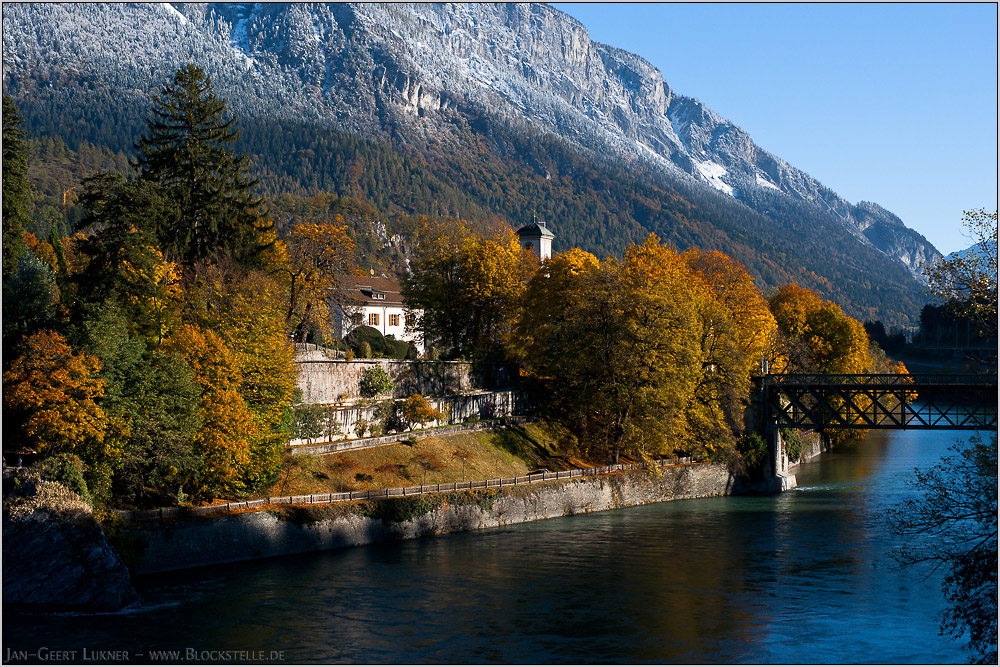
[296,358,518,404]
[132,463,735,575]
[289,389,532,446]
[290,417,529,455]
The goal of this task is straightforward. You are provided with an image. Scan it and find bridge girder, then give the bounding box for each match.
[757,374,998,431]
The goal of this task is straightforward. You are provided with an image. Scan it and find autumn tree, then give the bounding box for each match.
[136,64,270,267]
[404,217,535,358]
[400,394,443,431]
[923,209,998,337]
[805,302,871,374]
[516,236,752,464]
[682,248,778,372]
[409,451,443,485]
[282,219,358,343]
[768,283,871,374]
[163,324,262,497]
[179,265,297,492]
[3,331,112,493]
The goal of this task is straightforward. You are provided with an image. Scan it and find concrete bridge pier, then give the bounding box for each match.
[766,424,797,493]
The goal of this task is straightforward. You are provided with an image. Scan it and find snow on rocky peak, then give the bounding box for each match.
[0,1,940,275]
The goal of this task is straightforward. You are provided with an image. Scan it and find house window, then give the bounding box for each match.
[389,314,400,327]
[405,314,415,328]
[368,313,379,326]
[372,292,385,300]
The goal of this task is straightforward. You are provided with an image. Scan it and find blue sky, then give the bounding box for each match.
[552,2,998,255]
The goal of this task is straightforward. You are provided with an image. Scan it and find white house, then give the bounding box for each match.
[334,276,424,353]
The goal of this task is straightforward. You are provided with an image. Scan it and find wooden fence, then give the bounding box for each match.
[115,457,698,522]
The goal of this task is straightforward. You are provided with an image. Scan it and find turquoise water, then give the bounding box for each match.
[4,428,976,663]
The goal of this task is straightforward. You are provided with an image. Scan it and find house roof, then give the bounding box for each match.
[345,275,406,306]
[516,221,555,238]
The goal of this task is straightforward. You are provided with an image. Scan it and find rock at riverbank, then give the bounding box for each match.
[3,471,138,612]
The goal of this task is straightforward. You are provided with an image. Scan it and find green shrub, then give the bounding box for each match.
[781,428,803,463]
[346,326,410,359]
[355,495,443,524]
[737,433,768,479]
[291,404,326,442]
[359,366,396,398]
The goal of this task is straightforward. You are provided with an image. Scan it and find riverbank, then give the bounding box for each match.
[131,462,735,575]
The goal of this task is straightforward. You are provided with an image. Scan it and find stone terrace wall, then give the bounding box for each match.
[289,389,532,446]
[297,358,519,404]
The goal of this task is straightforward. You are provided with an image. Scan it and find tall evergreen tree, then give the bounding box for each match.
[135,65,270,266]
[3,95,31,279]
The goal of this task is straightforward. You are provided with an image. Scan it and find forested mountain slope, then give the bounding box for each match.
[2,2,938,325]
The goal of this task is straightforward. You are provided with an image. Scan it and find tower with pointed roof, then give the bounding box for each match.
[516,219,555,261]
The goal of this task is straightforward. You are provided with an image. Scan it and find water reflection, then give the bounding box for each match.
[4,427,971,664]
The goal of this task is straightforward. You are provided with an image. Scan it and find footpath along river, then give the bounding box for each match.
[4,426,977,663]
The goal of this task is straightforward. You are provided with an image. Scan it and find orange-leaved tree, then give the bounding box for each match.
[3,330,111,473]
[769,283,876,436]
[516,235,749,463]
[769,284,871,374]
[682,248,779,372]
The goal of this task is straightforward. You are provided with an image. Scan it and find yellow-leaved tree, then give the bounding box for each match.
[405,218,536,358]
[768,283,871,374]
[769,283,876,436]
[164,324,261,497]
[180,265,298,494]
[682,248,779,372]
[516,235,752,464]
[283,219,357,343]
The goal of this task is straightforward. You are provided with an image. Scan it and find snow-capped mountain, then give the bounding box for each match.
[2,3,939,287]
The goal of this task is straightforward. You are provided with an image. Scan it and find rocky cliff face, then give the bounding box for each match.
[1,2,939,275]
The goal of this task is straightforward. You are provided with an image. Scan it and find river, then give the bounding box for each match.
[4,427,977,664]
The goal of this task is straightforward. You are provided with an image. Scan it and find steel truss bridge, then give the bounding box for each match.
[756,373,998,431]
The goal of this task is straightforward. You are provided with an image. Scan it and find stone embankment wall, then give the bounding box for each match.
[132,463,735,575]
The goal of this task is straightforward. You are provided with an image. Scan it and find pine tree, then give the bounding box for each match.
[135,65,270,266]
[3,95,31,279]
